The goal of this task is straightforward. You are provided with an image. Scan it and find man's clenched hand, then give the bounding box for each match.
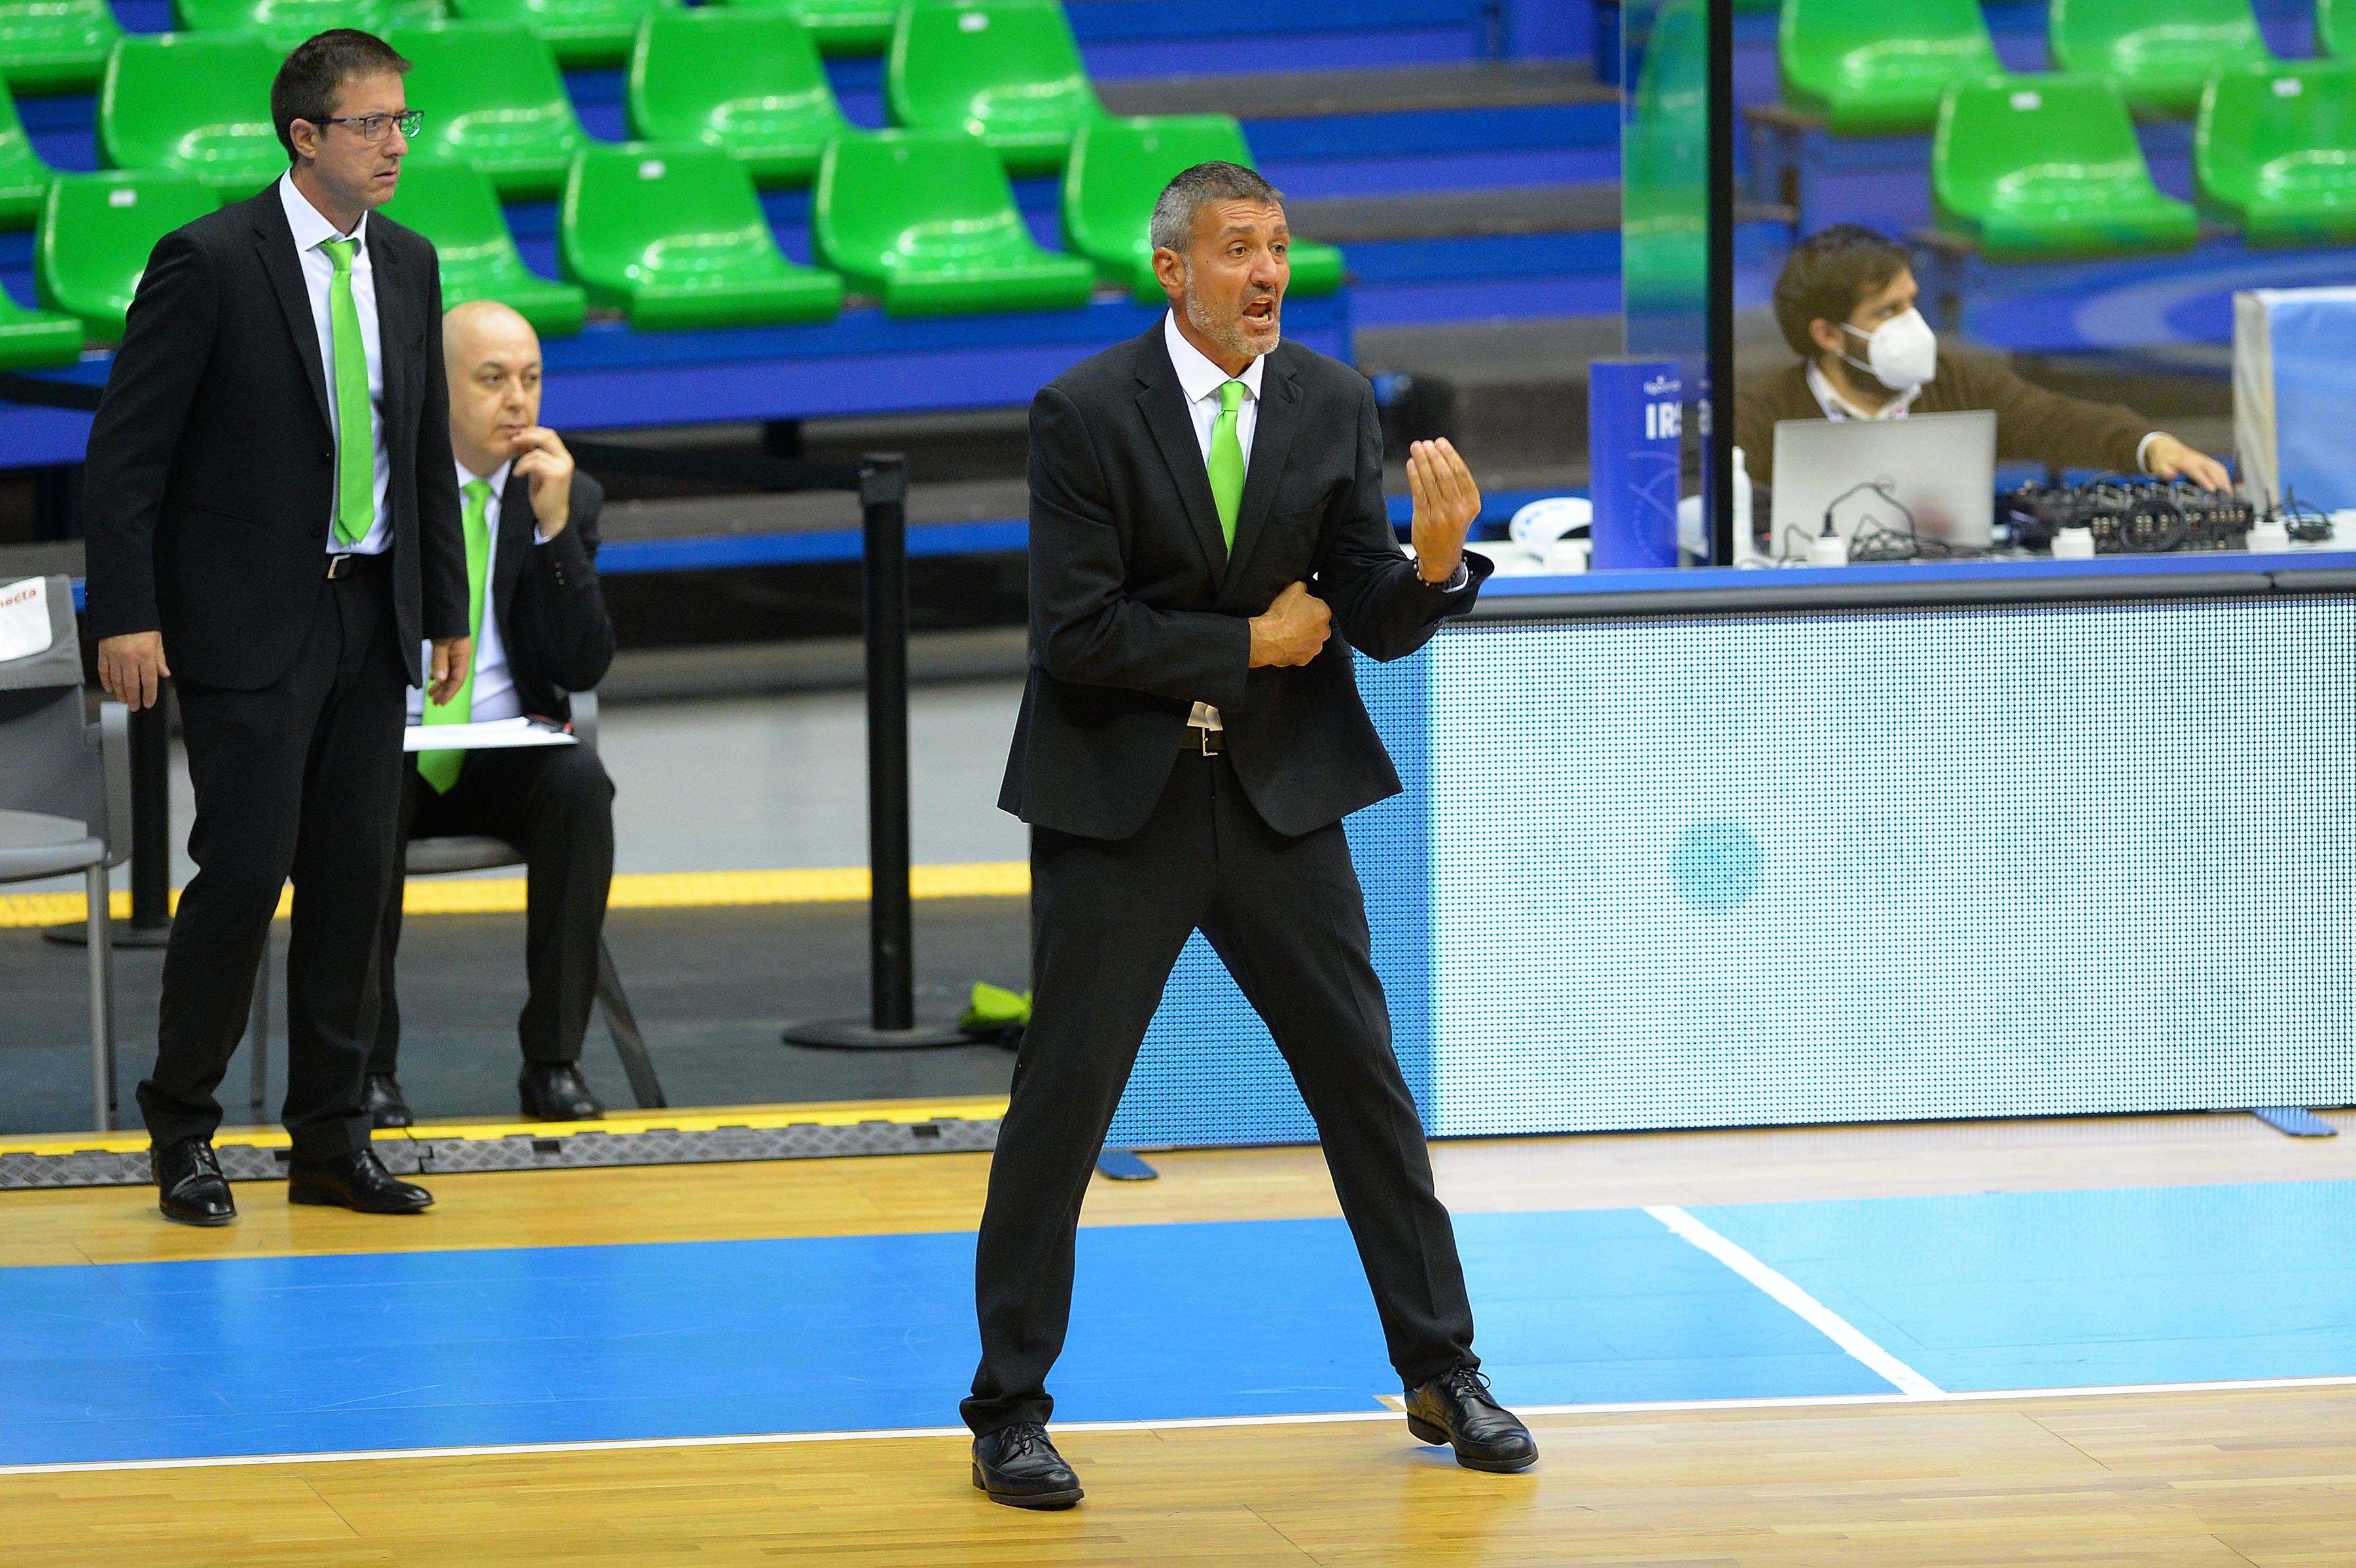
[1249,580,1331,668]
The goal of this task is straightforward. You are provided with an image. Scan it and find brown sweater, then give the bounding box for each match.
[1733,354,2153,488]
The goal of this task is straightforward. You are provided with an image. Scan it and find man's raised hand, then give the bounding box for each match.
[1408,437,1479,585]
[509,426,574,538]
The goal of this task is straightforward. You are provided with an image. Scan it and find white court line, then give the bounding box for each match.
[8,1374,2356,1479]
[1644,1203,1945,1397]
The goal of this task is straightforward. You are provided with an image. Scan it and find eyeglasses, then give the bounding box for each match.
[312,110,423,142]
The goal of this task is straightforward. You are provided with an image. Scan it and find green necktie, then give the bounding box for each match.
[319,237,374,547]
[416,478,493,793]
[1207,379,1246,550]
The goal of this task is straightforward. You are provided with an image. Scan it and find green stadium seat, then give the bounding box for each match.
[175,0,442,46]
[814,128,1095,315]
[1776,0,2003,135]
[2325,0,2355,60]
[0,80,53,228]
[99,35,285,195]
[382,157,586,334]
[448,0,678,67]
[560,141,842,329]
[2049,0,2274,117]
[0,0,123,93]
[2196,61,2356,246]
[37,171,219,340]
[1933,74,2200,260]
[0,283,81,369]
[627,9,849,185]
[1062,115,1344,302]
[715,0,895,54]
[392,20,586,199]
[886,0,1101,177]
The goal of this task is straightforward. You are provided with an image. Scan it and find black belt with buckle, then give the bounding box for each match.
[1187,726,1225,755]
[324,552,380,580]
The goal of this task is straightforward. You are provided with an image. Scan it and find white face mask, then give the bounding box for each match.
[1841,308,1938,392]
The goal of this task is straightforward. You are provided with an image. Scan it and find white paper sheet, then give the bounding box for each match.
[0,577,53,664]
[402,717,578,752]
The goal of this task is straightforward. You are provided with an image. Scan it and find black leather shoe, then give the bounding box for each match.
[1405,1366,1538,1472]
[154,1136,236,1227]
[286,1147,433,1214]
[971,1422,1083,1509]
[518,1054,603,1116]
[363,1073,414,1130]
[518,1062,603,1121]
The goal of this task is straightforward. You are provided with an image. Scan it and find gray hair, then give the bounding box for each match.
[1148,161,1284,258]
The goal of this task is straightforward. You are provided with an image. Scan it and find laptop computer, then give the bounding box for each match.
[1770,409,1997,560]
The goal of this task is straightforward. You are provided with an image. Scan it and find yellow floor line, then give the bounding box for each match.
[0,1097,1012,1156]
[0,863,1029,928]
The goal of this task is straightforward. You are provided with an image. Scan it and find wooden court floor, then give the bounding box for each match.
[3,1107,2353,1566]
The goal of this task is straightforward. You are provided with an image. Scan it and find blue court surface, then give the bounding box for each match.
[3,1181,2351,1469]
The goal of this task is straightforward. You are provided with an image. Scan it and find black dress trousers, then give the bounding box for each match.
[369,743,616,1074]
[138,555,409,1160]
[961,748,1478,1435]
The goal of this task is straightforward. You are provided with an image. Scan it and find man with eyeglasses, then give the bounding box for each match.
[83,29,471,1225]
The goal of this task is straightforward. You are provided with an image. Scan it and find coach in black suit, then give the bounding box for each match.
[82,31,469,1224]
[962,162,1534,1509]
[366,299,617,1130]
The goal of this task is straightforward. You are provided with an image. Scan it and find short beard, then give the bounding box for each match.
[1183,272,1278,362]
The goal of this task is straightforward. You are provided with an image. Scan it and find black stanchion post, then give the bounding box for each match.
[863,452,916,1032]
[780,453,971,1050]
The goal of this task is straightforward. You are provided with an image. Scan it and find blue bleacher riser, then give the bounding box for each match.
[0,291,1354,466]
[589,484,1580,578]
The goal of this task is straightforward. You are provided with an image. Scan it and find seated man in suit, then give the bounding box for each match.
[367,298,618,1126]
[1735,224,2232,491]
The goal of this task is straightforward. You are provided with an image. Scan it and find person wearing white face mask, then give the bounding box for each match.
[1736,224,2232,493]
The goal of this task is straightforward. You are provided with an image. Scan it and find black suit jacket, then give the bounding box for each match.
[82,184,467,690]
[1001,327,1491,841]
[482,467,614,722]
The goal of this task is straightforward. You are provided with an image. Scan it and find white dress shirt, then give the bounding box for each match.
[1160,312,1464,731]
[408,460,526,723]
[1163,311,1265,732]
[278,172,391,556]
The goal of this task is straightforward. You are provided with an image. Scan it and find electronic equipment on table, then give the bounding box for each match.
[1770,410,1997,563]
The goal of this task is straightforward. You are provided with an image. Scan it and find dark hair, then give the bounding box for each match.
[1149,161,1283,256]
[1772,224,1910,358]
[272,29,410,162]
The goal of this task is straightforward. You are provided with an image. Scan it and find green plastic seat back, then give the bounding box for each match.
[2198,61,2356,209]
[100,35,287,193]
[627,9,844,174]
[1778,0,2002,133]
[0,79,52,223]
[176,0,399,41]
[813,128,1039,281]
[2050,0,2273,113]
[715,0,895,54]
[38,171,219,336]
[563,141,792,288]
[449,0,675,63]
[380,156,524,292]
[1062,113,1249,275]
[1936,74,2169,222]
[392,20,584,187]
[0,0,124,92]
[887,0,1099,164]
[2325,0,2355,60]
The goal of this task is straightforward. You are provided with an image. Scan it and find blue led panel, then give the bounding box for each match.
[1107,597,2356,1147]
